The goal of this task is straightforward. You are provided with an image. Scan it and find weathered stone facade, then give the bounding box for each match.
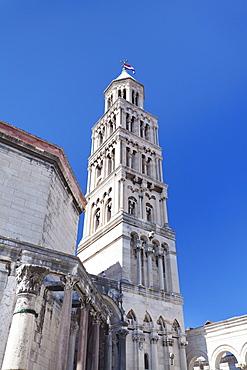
[78,68,187,370]
[186,315,247,370]
[0,69,188,369]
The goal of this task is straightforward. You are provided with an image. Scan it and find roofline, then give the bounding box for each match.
[0,120,87,213]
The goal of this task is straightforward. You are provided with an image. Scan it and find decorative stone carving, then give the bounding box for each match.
[61,274,79,291]
[133,331,145,350]
[117,328,129,339]
[16,265,49,296]
[163,337,174,346]
[149,332,159,343]
[178,339,188,348]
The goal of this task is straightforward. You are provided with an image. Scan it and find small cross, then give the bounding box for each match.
[120,60,128,67]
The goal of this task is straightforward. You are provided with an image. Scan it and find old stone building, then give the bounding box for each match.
[78,67,187,370]
[186,315,247,370]
[0,67,187,369]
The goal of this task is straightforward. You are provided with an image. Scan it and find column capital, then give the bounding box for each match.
[134,239,143,251]
[16,264,49,296]
[155,247,164,258]
[61,274,79,291]
[178,339,188,348]
[145,244,154,255]
[117,328,129,339]
[132,331,145,350]
[79,295,90,308]
[149,332,159,343]
[90,309,102,325]
[163,336,174,346]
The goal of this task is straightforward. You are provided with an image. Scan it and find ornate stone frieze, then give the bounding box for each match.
[16,264,49,295]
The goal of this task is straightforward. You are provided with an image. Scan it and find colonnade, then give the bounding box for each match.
[1,262,127,370]
[133,241,166,290]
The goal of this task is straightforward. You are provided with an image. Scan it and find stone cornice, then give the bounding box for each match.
[0,120,86,213]
[121,280,184,305]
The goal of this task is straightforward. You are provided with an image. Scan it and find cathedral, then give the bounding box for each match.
[0,66,245,370]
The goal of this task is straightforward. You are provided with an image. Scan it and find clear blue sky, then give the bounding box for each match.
[1,0,247,329]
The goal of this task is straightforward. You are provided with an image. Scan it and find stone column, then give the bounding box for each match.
[55,275,78,370]
[133,330,145,370]
[91,313,101,370]
[163,336,173,370]
[134,240,143,286]
[66,312,79,370]
[2,264,49,370]
[0,262,17,368]
[117,328,129,370]
[145,244,154,288]
[139,195,143,218]
[76,299,90,370]
[156,247,165,291]
[162,197,168,225]
[150,332,159,370]
[104,326,112,370]
[178,338,188,370]
[119,178,125,211]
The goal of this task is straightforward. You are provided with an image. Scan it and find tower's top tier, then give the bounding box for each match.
[104,68,145,112]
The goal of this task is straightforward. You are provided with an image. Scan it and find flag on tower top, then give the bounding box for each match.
[123,63,135,74]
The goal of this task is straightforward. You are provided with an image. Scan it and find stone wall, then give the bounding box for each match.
[0,142,79,254]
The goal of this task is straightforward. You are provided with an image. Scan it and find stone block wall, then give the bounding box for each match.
[0,141,79,255]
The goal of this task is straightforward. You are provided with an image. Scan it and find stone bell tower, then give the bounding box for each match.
[78,66,187,369]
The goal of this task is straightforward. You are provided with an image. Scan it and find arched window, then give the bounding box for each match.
[123,88,126,99]
[143,312,153,328]
[126,309,137,326]
[107,98,111,109]
[135,93,139,106]
[126,147,130,167]
[132,151,137,170]
[106,199,112,222]
[126,113,130,130]
[112,149,115,171]
[94,208,100,231]
[107,155,112,175]
[140,121,144,138]
[128,197,137,216]
[147,158,152,176]
[172,319,181,334]
[141,155,146,174]
[118,89,121,97]
[109,120,113,135]
[132,90,135,104]
[130,116,135,133]
[144,353,149,370]
[157,316,166,332]
[144,124,149,140]
[146,204,153,222]
[99,131,103,146]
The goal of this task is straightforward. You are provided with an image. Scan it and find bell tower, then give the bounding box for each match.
[78,65,187,369]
